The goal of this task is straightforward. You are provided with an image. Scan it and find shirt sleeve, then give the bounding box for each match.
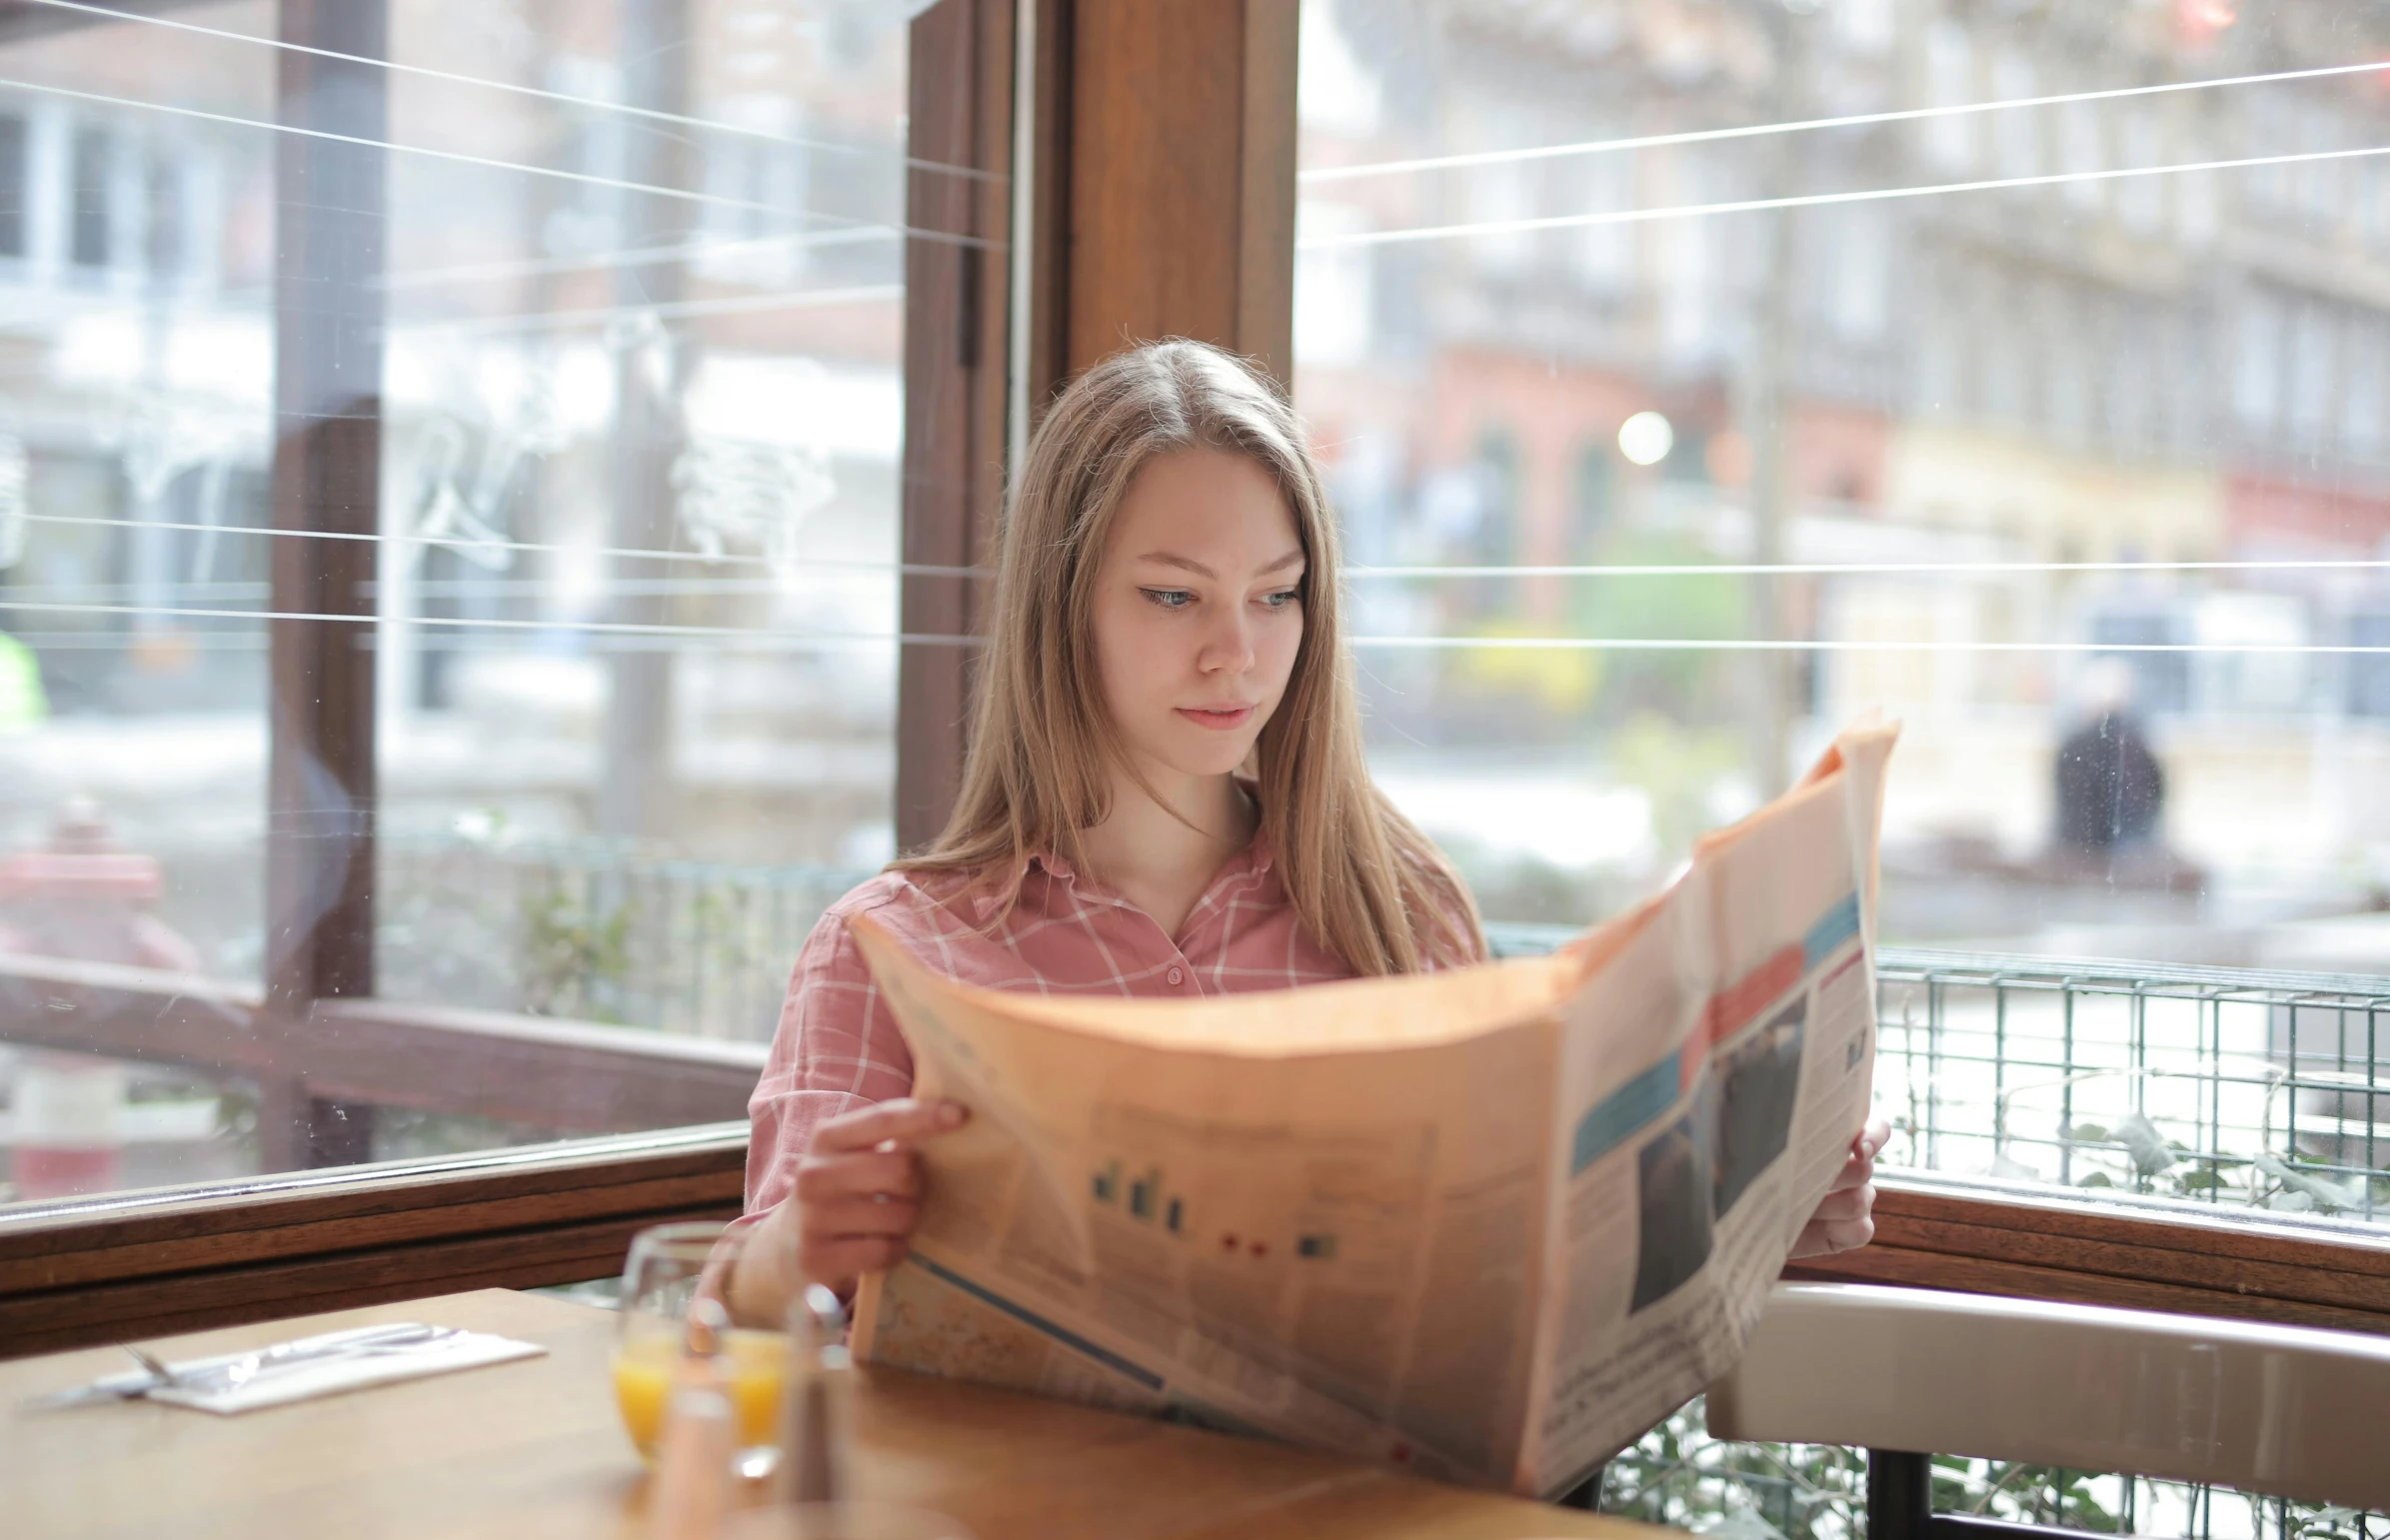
[744,904,918,1219]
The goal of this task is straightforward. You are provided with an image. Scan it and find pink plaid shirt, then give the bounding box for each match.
[744,839,1475,1220]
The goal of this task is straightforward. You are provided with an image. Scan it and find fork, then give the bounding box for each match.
[161,1325,467,1396]
[116,1324,459,1396]
[118,1343,180,1390]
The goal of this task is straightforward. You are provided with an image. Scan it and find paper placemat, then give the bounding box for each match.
[146,1329,548,1415]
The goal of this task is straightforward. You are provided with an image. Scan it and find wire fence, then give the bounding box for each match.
[1871,950,2390,1225]
[1482,923,2390,1230]
[377,833,858,1041]
[1597,1396,2388,1540]
[372,850,2390,1230]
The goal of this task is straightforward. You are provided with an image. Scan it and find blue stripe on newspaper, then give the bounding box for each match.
[1803,893,1861,972]
[909,1253,1167,1391]
[1567,890,1861,1177]
[1569,1055,1680,1176]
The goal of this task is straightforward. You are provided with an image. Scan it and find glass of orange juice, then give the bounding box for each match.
[613,1220,788,1477]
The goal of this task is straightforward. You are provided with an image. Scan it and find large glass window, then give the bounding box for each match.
[1295,0,2390,1225]
[0,0,986,1203]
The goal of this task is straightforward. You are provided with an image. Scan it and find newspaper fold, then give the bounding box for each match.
[849,719,1897,1496]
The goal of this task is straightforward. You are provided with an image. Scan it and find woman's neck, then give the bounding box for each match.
[1077,764,1257,942]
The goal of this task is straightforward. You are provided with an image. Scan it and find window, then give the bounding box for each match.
[0,114,26,260]
[142,146,181,282]
[1921,22,1976,171]
[68,124,107,269]
[1571,138,1635,296]
[2234,290,2283,433]
[1293,0,2390,1237]
[1292,201,1372,368]
[0,1,1004,1212]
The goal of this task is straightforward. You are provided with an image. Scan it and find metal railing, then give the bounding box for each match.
[377,834,863,1043]
[373,850,2390,1229]
[1872,949,2390,1227]
[1598,1396,2387,1540]
[1485,922,2390,1231]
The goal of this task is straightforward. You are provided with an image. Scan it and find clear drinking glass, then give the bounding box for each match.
[612,1220,786,1475]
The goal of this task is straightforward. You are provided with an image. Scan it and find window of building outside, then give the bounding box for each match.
[0,1,946,1205]
[1293,0,2390,1240]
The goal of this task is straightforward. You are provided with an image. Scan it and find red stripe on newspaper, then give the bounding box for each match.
[1821,950,1864,990]
[1702,943,1805,1049]
[1676,1029,1706,1090]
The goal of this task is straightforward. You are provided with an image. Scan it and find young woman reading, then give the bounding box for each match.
[730,340,1886,1326]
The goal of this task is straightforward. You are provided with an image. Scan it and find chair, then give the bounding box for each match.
[1705,1283,2390,1536]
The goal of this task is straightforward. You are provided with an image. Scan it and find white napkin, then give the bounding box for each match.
[145,1327,548,1415]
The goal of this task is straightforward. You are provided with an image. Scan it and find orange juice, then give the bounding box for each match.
[612,1327,789,1459]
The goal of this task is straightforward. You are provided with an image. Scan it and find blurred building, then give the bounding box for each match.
[0,2,917,979]
[1292,0,2390,933]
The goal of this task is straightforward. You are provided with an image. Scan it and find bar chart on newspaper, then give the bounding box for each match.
[850,719,1898,1497]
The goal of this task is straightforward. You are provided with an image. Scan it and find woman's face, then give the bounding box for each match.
[1090,447,1306,787]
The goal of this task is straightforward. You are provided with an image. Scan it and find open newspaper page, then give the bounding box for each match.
[845,921,1580,1487]
[849,720,1897,1496]
[1520,720,1895,1491]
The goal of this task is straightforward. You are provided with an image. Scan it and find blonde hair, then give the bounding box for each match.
[898,340,1484,976]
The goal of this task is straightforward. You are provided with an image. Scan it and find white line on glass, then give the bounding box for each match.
[0,73,1002,252]
[1300,141,2390,250]
[17,0,1000,183]
[393,283,902,336]
[1301,58,2390,184]
[9,599,2389,655]
[377,229,897,292]
[23,515,2390,581]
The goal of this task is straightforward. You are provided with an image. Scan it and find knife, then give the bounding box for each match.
[20,1322,444,1412]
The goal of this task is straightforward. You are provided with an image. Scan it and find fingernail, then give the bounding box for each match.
[938,1101,966,1127]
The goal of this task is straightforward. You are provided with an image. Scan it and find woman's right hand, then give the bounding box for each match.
[731,1097,968,1325]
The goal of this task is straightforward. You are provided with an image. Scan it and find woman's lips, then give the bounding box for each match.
[1177,705,1255,731]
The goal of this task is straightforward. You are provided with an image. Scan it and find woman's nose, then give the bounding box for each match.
[1196,610,1255,674]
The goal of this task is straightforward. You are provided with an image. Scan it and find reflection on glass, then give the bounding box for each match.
[0,5,278,1201]
[1297,0,2390,1223]
[1297,0,2390,951]
[371,1,912,1049]
[0,1,936,1202]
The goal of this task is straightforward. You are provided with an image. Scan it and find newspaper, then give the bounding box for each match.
[847,720,1897,1497]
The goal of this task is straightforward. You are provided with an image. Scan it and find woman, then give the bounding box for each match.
[731,340,1884,1324]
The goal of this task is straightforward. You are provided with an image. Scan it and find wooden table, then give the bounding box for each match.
[1,1288,1666,1540]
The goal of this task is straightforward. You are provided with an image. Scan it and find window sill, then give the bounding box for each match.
[0,1125,746,1358]
[1790,1172,2390,1336]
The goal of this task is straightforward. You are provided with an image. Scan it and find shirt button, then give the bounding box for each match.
[1167,966,1186,986]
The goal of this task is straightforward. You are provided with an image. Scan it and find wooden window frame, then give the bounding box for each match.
[0,0,1011,1353]
[4,0,2388,1358]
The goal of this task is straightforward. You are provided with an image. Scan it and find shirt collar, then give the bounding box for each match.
[976,780,1275,915]
[1008,819,1276,908]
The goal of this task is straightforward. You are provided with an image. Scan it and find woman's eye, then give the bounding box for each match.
[1260,588,1301,610]
[1141,588,1195,610]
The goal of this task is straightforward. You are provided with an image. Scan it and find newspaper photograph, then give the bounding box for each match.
[847,719,1898,1497]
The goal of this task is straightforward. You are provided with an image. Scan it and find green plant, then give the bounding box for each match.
[1598,1397,2385,1538]
[520,878,635,1023]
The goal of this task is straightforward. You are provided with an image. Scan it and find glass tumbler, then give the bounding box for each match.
[612,1220,787,1477]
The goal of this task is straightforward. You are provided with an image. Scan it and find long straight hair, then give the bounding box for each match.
[898,340,1484,976]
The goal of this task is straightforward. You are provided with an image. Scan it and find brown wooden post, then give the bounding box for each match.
[895,0,1017,852]
[893,0,1297,850]
[1063,0,1297,383]
[264,0,388,1170]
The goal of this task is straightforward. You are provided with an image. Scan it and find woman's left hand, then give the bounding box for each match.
[1788,1118,1890,1260]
